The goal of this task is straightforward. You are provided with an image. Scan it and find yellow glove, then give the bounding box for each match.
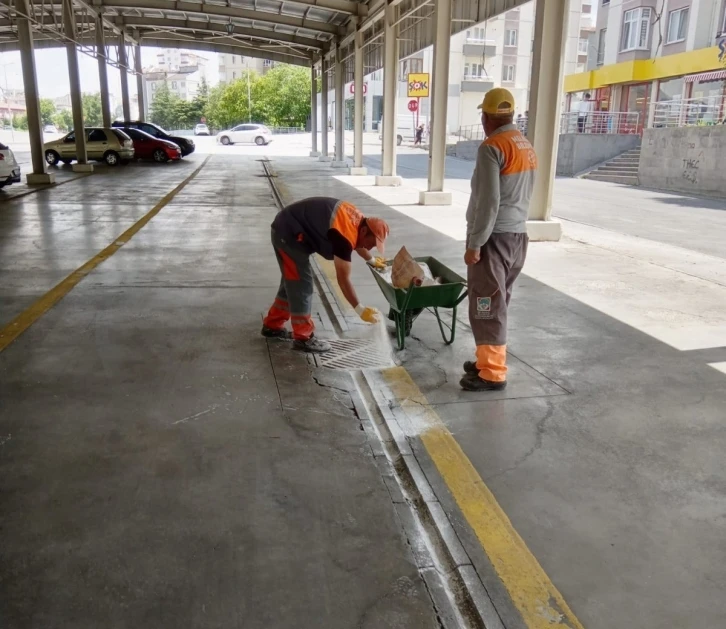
[355,305,380,324]
[367,257,387,270]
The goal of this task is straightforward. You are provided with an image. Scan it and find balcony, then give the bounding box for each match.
[461,77,494,93]
[463,41,497,57]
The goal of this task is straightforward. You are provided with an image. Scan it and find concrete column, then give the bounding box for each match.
[14,0,54,183]
[376,0,401,187]
[419,0,452,205]
[332,45,347,168]
[526,0,571,241]
[63,0,92,172]
[118,36,131,122]
[310,62,319,157]
[350,28,367,176]
[135,43,145,121]
[319,56,332,162]
[96,20,112,128]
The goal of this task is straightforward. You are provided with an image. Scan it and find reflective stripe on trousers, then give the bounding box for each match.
[467,233,528,382]
[263,228,315,341]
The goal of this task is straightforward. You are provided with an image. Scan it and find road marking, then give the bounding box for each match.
[0,157,211,354]
[381,366,583,629]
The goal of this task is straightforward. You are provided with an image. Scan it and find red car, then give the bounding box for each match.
[124,127,182,162]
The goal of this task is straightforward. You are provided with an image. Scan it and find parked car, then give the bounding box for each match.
[44,127,135,166]
[194,123,210,136]
[124,128,182,163]
[43,124,58,134]
[112,121,195,156]
[217,124,273,146]
[0,142,21,188]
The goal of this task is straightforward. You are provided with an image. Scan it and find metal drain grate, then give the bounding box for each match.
[313,338,393,370]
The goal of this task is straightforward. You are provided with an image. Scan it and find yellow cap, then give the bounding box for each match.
[477,87,515,116]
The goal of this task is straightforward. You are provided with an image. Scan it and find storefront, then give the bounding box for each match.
[685,70,726,125]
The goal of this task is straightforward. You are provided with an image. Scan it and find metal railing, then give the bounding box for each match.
[560,111,640,134]
[651,96,725,128]
[269,126,305,134]
[456,111,637,140]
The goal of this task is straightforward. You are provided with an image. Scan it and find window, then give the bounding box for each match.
[602,0,610,5]
[399,58,424,80]
[503,65,515,82]
[597,28,607,65]
[232,71,236,79]
[666,8,689,43]
[578,38,589,54]
[464,63,484,79]
[722,1,726,35]
[466,27,487,42]
[87,129,107,143]
[505,30,518,47]
[621,7,651,51]
[151,83,157,91]
[171,81,178,89]
[263,59,274,67]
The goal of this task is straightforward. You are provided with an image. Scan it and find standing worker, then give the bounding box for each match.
[262,197,389,354]
[461,88,537,392]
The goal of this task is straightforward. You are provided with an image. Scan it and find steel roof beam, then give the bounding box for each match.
[97,0,348,34]
[110,15,325,49]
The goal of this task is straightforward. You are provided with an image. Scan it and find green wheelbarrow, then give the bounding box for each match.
[369,256,467,350]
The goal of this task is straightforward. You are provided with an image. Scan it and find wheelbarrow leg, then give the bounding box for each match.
[395,311,407,350]
[433,306,458,345]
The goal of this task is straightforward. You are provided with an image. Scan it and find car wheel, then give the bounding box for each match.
[104,151,120,166]
[153,149,169,163]
[255,136,266,146]
[220,136,231,146]
[45,150,61,166]
[397,135,403,146]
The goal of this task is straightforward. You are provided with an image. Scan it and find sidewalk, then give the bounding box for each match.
[272,156,726,629]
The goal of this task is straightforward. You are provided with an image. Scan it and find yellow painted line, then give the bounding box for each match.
[0,157,211,354]
[382,366,584,629]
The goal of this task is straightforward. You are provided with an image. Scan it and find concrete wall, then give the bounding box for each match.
[556,133,641,176]
[639,126,726,197]
[449,139,481,160]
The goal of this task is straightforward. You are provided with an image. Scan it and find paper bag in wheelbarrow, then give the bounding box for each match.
[390,246,438,288]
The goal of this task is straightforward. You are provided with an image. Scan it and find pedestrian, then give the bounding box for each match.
[577,93,593,133]
[461,87,538,392]
[414,124,424,145]
[262,197,389,354]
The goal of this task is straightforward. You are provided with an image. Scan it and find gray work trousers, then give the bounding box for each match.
[467,232,528,347]
[263,228,315,340]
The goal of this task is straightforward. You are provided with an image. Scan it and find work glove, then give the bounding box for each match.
[355,305,380,324]
[367,257,387,270]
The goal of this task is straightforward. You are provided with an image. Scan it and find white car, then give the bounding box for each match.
[194,123,210,136]
[0,142,21,189]
[217,124,273,146]
[43,124,58,134]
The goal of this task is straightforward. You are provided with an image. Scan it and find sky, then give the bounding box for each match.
[0,46,219,101]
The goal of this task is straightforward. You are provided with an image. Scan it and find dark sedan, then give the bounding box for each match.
[112,121,195,156]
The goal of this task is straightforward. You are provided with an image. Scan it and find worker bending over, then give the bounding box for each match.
[262,197,389,354]
[461,88,538,392]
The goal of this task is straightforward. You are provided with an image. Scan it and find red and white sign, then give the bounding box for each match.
[349,82,368,95]
[407,100,419,113]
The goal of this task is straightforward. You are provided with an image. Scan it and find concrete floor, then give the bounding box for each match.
[0,157,441,628]
[274,156,726,629]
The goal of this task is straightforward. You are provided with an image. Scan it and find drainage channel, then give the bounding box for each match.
[260,158,491,629]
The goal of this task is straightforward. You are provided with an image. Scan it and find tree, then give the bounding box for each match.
[53,109,74,131]
[39,98,56,126]
[82,93,103,126]
[12,114,28,130]
[149,82,179,130]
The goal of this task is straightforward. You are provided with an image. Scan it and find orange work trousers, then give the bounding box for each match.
[467,232,528,382]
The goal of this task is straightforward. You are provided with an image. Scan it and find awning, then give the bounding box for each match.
[685,70,726,83]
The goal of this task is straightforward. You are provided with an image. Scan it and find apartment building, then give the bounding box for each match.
[142,50,209,118]
[319,0,589,135]
[218,54,276,83]
[566,0,726,131]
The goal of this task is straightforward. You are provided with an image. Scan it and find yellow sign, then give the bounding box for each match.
[407,73,430,98]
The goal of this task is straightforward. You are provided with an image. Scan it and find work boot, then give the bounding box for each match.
[459,373,507,392]
[261,326,292,340]
[463,360,478,375]
[293,335,332,354]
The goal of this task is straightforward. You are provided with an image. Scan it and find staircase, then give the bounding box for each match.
[582,147,641,186]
